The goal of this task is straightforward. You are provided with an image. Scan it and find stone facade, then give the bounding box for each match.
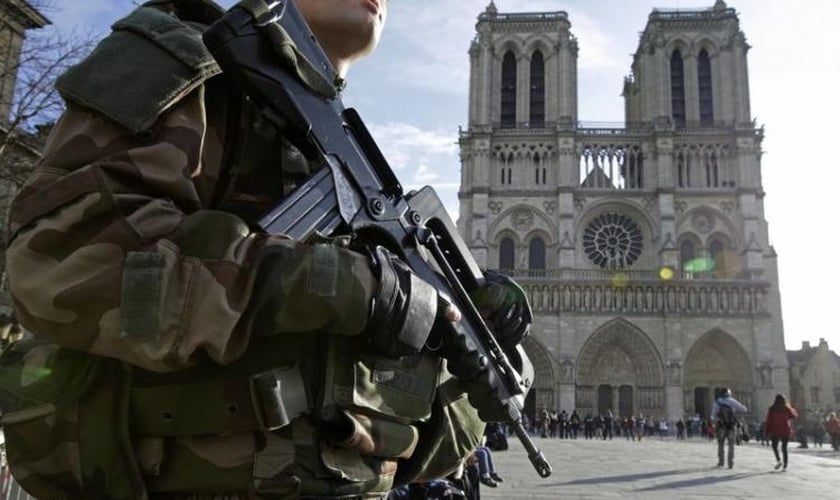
[458,1,788,422]
[788,339,840,419]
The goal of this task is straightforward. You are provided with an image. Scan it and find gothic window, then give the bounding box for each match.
[680,240,696,270]
[499,237,515,270]
[530,50,545,128]
[624,147,644,189]
[677,151,688,187]
[698,49,714,126]
[811,387,820,405]
[534,156,544,184]
[708,236,731,274]
[670,50,686,127]
[500,153,513,185]
[501,51,517,128]
[705,151,719,187]
[529,237,546,274]
[583,213,643,269]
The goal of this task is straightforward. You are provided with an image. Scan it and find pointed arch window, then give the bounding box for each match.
[680,240,696,271]
[501,51,517,128]
[698,49,714,126]
[499,237,515,270]
[529,50,545,128]
[708,236,732,276]
[708,238,725,271]
[705,151,719,188]
[670,50,686,127]
[532,155,545,184]
[529,237,546,276]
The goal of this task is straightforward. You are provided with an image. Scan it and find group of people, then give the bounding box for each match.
[533,408,677,441]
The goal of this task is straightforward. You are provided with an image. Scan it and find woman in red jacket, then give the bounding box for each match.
[764,394,798,471]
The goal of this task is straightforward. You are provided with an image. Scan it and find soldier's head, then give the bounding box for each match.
[296,0,388,76]
[717,387,731,399]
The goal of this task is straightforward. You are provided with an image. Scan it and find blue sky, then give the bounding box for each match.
[40,0,840,351]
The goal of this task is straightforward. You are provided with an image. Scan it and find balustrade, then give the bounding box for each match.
[517,278,767,317]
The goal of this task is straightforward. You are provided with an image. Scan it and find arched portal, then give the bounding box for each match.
[576,319,665,417]
[521,336,555,423]
[683,329,753,417]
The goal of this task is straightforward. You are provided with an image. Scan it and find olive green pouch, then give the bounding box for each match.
[0,339,147,499]
[55,5,220,133]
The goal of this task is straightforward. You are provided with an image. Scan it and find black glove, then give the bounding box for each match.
[472,270,532,349]
[365,246,439,358]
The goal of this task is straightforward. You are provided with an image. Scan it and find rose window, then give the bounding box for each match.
[582,213,643,269]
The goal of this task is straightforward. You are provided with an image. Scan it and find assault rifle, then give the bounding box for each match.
[203,0,552,478]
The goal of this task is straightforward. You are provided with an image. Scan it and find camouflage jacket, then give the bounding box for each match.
[1,1,483,499]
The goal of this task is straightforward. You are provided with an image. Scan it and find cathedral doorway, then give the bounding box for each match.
[598,384,612,413]
[520,337,556,422]
[694,387,712,417]
[575,319,665,417]
[619,385,634,416]
[683,329,754,417]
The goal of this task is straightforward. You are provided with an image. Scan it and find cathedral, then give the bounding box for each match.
[457,0,788,421]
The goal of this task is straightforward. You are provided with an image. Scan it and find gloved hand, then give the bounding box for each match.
[365,246,440,358]
[471,270,532,350]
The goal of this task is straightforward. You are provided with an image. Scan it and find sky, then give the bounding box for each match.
[37,0,840,352]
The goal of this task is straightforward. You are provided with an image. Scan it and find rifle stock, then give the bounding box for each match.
[203,0,552,478]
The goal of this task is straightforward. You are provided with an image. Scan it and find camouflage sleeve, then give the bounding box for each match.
[396,369,485,484]
[4,87,376,372]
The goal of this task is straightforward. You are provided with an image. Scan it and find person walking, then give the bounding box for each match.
[825,412,840,451]
[764,394,798,471]
[711,387,748,468]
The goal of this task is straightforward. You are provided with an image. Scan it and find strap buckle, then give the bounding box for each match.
[249,364,310,431]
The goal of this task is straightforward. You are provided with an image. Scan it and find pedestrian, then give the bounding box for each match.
[711,387,748,468]
[764,393,798,471]
[469,446,504,488]
[825,412,840,451]
[540,405,550,438]
[0,1,535,498]
[811,419,825,448]
[570,410,581,439]
[603,410,614,440]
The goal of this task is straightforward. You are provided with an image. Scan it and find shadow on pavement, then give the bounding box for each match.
[543,467,711,486]
[633,471,774,491]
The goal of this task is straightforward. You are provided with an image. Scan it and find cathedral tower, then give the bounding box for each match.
[458,1,788,421]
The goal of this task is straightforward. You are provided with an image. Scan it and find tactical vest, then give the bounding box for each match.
[0,2,470,498]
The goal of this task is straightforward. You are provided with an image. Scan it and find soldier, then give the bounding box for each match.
[0,0,532,499]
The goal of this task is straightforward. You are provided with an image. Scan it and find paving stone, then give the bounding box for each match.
[479,436,840,499]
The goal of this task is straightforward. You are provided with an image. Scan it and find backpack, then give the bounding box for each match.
[717,403,737,429]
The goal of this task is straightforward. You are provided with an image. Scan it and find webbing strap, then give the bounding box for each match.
[235,0,337,98]
[130,365,310,436]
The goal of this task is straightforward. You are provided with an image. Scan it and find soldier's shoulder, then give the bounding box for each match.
[56,3,224,133]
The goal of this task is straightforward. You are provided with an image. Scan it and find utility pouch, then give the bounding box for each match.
[0,339,147,500]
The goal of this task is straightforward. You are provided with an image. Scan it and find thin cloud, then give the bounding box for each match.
[368,122,458,171]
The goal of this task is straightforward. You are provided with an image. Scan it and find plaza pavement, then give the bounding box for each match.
[480,435,840,499]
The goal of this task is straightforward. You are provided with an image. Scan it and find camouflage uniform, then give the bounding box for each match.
[0,1,484,498]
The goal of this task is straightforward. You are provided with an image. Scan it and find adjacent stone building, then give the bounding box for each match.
[788,339,840,418]
[1,0,49,125]
[0,0,49,338]
[457,0,788,421]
